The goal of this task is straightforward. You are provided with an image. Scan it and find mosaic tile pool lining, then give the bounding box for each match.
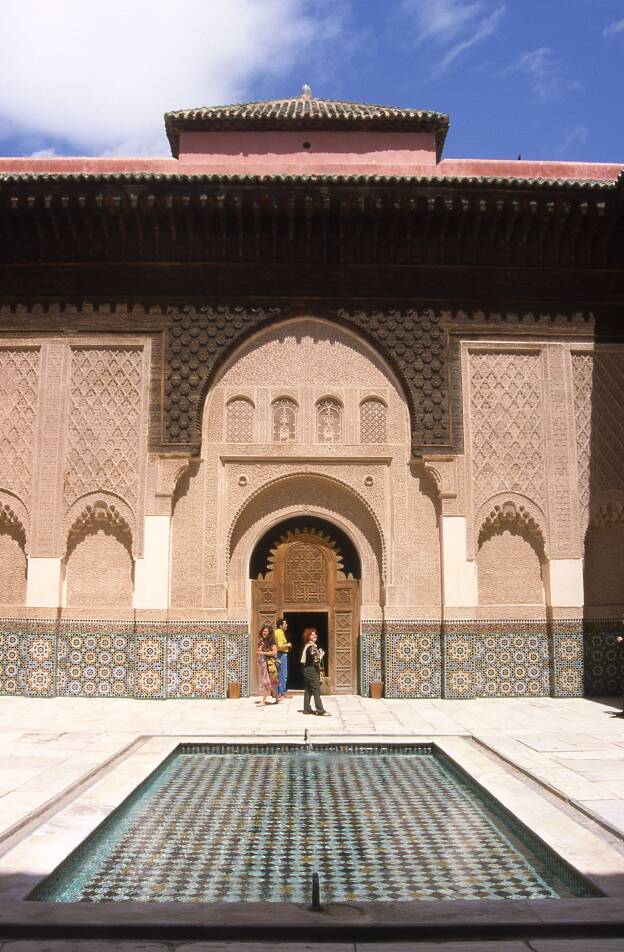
[31,743,598,905]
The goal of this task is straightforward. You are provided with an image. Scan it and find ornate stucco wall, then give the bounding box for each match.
[1,309,623,699]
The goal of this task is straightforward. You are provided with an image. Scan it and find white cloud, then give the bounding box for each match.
[400,0,505,74]
[604,18,624,37]
[29,147,58,158]
[504,47,582,102]
[559,124,589,154]
[0,0,341,155]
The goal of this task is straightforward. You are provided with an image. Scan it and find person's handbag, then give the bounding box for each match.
[319,666,331,696]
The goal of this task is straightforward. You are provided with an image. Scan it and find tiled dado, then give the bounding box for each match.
[0,619,249,699]
[384,623,442,699]
[583,620,624,697]
[0,617,616,700]
[359,623,382,696]
[442,623,551,699]
[381,621,589,699]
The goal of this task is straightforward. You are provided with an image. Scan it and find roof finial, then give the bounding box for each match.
[300,83,312,99]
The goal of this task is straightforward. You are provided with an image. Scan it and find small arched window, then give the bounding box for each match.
[360,398,387,444]
[226,397,254,443]
[316,398,342,444]
[272,398,298,442]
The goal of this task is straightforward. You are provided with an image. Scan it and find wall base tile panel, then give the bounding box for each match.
[0,617,618,699]
[0,618,249,699]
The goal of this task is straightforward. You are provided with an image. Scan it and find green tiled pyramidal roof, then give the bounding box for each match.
[164,92,449,157]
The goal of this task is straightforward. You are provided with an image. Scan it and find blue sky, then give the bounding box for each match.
[0,0,622,162]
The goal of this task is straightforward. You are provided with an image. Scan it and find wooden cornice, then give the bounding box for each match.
[0,179,622,271]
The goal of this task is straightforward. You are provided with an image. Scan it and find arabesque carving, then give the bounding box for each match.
[65,499,133,560]
[469,351,546,517]
[165,305,451,452]
[478,498,546,561]
[316,398,342,443]
[271,398,297,443]
[0,347,40,504]
[228,472,385,578]
[572,351,624,528]
[65,348,143,510]
[0,500,27,554]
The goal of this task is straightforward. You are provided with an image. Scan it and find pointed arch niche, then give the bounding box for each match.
[64,496,134,609]
[0,491,28,606]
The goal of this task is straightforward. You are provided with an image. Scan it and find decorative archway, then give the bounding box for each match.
[251,521,360,694]
[227,472,384,612]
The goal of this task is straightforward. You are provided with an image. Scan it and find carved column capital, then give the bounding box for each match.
[153,455,192,516]
[422,454,467,517]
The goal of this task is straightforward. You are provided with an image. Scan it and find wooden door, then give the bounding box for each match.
[251,529,359,694]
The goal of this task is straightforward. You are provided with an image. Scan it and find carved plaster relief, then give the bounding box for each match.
[65,347,143,509]
[227,472,383,612]
[465,345,548,559]
[63,343,151,555]
[572,349,624,532]
[226,466,386,576]
[0,346,40,507]
[205,318,409,451]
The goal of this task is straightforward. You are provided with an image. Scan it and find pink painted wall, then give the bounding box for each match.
[0,154,620,183]
[177,130,438,172]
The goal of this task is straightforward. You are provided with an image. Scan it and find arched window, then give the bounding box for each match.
[226,398,254,443]
[316,398,342,443]
[271,398,298,443]
[360,398,387,443]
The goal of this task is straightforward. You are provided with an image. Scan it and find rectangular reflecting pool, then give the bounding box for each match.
[30,743,599,904]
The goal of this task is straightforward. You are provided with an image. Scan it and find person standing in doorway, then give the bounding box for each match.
[274,617,292,699]
[301,627,331,716]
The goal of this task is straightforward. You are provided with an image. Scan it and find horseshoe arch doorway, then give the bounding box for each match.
[250,516,361,694]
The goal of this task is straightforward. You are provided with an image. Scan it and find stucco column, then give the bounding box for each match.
[133,515,172,610]
[440,515,478,609]
[544,558,584,608]
[26,557,63,607]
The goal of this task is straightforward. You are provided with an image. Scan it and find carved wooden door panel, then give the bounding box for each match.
[279,541,328,605]
[332,580,359,694]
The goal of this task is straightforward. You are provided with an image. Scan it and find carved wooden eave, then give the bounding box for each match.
[0,174,622,276]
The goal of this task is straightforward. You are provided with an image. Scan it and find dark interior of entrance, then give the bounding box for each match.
[283,611,328,690]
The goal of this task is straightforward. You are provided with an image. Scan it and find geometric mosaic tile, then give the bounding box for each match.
[443,625,478,699]
[359,623,382,696]
[57,624,132,698]
[0,618,250,700]
[168,631,221,698]
[478,629,550,698]
[224,627,249,696]
[385,623,442,698]
[0,615,620,700]
[583,620,623,696]
[551,621,584,698]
